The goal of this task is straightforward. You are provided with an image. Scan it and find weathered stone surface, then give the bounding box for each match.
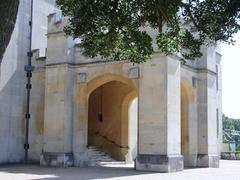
[128,67,139,79]
[40,152,73,167]
[136,154,183,172]
[77,73,87,83]
[197,154,220,168]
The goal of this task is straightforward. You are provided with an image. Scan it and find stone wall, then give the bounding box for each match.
[0,0,54,163]
[0,0,30,163]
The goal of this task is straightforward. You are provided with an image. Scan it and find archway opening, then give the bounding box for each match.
[181,85,190,166]
[87,80,138,163]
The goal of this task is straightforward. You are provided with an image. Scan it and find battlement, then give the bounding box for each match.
[32,49,46,70]
[47,11,67,35]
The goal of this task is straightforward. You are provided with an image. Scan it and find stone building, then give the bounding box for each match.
[0,0,222,173]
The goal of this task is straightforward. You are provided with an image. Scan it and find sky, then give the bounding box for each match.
[222,32,240,119]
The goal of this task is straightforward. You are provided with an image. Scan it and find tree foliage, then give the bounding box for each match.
[0,0,19,62]
[223,114,240,131]
[223,114,240,146]
[56,0,240,63]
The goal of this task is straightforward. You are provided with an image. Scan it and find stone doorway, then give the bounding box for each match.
[87,79,138,164]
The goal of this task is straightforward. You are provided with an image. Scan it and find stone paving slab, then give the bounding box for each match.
[0,160,239,180]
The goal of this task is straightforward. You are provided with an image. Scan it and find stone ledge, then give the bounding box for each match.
[135,154,183,172]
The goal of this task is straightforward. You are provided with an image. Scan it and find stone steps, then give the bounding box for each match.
[87,146,121,166]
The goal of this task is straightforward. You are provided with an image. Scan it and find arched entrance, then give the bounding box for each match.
[87,74,138,163]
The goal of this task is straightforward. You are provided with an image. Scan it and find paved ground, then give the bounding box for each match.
[0,160,239,180]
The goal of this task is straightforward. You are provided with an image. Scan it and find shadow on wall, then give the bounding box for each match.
[0,71,26,163]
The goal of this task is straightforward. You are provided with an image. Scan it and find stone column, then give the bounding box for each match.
[197,71,219,168]
[40,14,74,167]
[72,76,88,167]
[136,54,183,172]
[40,65,74,167]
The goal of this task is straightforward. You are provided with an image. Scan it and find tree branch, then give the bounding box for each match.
[185,4,200,32]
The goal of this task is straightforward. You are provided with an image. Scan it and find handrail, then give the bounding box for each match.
[93,131,129,149]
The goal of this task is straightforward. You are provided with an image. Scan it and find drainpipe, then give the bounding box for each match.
[24,0,34,163]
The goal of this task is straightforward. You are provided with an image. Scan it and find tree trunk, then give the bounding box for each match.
[0,0,19,62]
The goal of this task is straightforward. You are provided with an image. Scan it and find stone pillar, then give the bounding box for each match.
[40,14,74,167]
[72,77,89,167]
[136,54,183,172]
[40,65,74,167]
[197,71,219,168]
[195,46,220,168]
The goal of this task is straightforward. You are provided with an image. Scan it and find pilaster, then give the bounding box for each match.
[136,54,183,172]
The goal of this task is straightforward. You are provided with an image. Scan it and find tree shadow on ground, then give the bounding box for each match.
[0,164,158,180]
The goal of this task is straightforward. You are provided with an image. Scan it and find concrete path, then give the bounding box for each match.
[0,160,239,180]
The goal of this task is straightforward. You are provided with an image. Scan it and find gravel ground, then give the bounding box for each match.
[0,160,239,180]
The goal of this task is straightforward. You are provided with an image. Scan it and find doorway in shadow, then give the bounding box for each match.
[87,80,138,166]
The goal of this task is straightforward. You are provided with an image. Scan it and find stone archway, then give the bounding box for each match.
[86,74,138,162]
[86,74,137,97]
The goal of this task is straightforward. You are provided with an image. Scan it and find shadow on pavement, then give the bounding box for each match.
[0,164,158,180]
